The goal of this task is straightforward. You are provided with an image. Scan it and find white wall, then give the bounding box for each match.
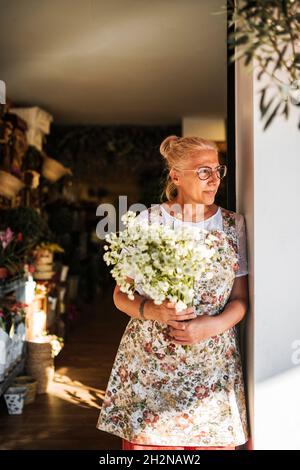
[236,56,300,449]
[235,58,254,449]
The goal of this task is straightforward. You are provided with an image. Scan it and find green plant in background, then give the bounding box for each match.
[9,302,27,324]
[225,0,300,130]
[3,206,55,249]
[0,302,27,333]
[0,228,30,274]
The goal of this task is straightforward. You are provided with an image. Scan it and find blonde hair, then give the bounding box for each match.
[159,135,219,201]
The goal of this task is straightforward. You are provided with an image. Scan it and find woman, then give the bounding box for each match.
[97,135,249,450]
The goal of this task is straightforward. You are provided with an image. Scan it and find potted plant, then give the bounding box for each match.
[3,207,48,249]
[0,302,25,336]
[10,301,27,325]
[0,227,28,277]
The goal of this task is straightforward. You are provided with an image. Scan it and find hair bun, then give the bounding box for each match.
[159,135,178,159]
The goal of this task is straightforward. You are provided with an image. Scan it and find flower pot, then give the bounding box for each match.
[0,171,25,199]
[42,156,72,183]
[0,267,8,278]
[4,386,27,414]
[12,376,37,405]
[26,339,54,393]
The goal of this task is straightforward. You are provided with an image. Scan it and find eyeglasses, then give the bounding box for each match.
[174,164,227,181]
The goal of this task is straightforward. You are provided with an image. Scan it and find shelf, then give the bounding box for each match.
[0,357,26,396]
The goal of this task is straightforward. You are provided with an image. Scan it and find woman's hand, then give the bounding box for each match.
[144,300,197,325]
[168,314,220,345]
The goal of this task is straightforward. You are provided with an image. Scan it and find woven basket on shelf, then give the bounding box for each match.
[25,340,54,394]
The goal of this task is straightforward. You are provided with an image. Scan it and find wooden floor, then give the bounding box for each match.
[0,283,129,450]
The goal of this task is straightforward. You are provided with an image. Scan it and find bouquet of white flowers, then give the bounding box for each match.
[103,211,234,313]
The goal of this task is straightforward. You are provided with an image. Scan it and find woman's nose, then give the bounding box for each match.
[208,171,219,183]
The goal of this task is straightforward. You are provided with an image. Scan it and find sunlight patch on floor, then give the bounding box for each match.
[48,371,106,409]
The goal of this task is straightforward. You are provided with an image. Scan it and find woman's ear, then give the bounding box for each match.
[169,168,180,186]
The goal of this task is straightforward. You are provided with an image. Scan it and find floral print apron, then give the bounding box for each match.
[96,205,249,447]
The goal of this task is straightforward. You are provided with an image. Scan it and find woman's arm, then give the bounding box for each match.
[113,280,146,320]
[212,274,249,333]
[169,275,249,345]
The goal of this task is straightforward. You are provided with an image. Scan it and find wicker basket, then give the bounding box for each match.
[42,156,72,182]
[26,339,52,356]
[25,340,54,394]
[12,375,38,404]
[0,170,25,198]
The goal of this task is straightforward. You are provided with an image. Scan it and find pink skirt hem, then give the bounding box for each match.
[122,438,235,450]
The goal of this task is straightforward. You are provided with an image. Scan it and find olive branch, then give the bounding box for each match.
[216,0,300,130]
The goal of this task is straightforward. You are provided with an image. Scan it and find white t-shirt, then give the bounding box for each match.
[134,204,248,278]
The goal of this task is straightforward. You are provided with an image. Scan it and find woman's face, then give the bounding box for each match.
[170,150,221,204]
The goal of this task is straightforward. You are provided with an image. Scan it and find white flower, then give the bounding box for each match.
[102,210,236,312]
[175,300,188,312]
